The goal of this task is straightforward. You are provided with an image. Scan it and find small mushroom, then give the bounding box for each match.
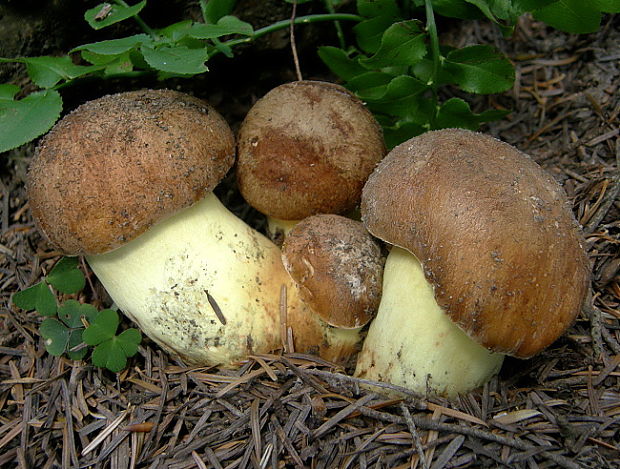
[237,80,386,241]
[355,129,590,397]
[26,89,325,366]
[282,214,385,363]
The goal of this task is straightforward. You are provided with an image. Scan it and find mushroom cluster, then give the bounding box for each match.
[26,85,385,367]
[354,128,590,397]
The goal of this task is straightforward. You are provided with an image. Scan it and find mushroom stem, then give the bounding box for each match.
[354,247,504,397]
[267,217,299,244]
[87,192,359,365]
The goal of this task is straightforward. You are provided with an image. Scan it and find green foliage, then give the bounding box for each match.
[84,1,148,30]
[320,0,518,147]
[0,0,613,152]
[0,86,62,153]
[83,310,142,373]
[12,257,141,372]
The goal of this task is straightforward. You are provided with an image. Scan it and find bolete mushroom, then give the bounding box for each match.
[281,214,385,363]
[236,80,386,241]
[26,89,351,366]
[355,129,590,397]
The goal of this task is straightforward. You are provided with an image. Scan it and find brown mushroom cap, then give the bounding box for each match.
[362,129,590,358]
[236,80,386,220]
[27,89,235,255]
[282,214,385,329]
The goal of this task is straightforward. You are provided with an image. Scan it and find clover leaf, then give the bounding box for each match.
[46,257,86,294]
[12,281,57,316]
[83,309,141,372]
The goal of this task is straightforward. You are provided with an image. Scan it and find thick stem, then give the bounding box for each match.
[354,246,503,397]
[267,217,300,245]
[87,193,359,365]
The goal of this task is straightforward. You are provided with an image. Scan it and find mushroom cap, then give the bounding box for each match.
[362,128,590,358]
[236,80,386,220]
[27,89,235,255]
[282,214,385,329]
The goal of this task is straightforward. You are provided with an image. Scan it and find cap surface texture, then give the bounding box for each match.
[282,214,385,328]
[28,89,235,255]
[237,81,385,220]
[362,128,590,357]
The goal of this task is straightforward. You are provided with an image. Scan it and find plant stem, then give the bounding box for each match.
[424,0,440,127]
[198,0,209,23]
[323,0,346,49]
[112,0,157,38]
[424,0,440,91]
[221,13,363,50]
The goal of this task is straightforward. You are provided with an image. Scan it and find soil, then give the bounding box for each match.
[0,4,618,468]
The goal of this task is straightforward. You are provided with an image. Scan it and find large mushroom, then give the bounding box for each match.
[355,129,590,397]
[26,89,356,366]
[281,214,385,363]
[236,80,386,241]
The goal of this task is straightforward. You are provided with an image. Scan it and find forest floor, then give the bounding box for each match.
[0,6,618,469]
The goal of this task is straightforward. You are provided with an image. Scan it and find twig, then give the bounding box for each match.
[399,403,429,469]
[290,0,303,81]
[584,138,620,233]
[356,406,582,469]
[584,290,604,358]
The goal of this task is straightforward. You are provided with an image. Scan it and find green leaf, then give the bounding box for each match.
[434,97,510,130]
[361,75,429,119]
[57,300,99,328]
[594,0,620,13]
[66,330,89,361]
[83,309,119,345]
[382,120,426,149]
[348,71,393,99]
[0,89,62,153]
[202,0,237,23]
[117,328,142,357]
[318,46,366,81]
[431,0,484,19]
[46,257,85,294]
[40,318,70,356]
[91,339,128,372]
[90,327,141,372]
[140,45,209,74]
[0,84,19,99]
[444,45,514,94]
[357,0,400,18]
[185,16,254,39]
[12,282,57,316]
[533,0,602,34]
[74,34,152,55]
[80,51,134,75]
[354,15,398,54]
[158,20,193,40]
[360,20,426,69]
[85,1,147,30]
[20,56,101,88]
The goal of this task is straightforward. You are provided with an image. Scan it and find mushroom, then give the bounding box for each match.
[281,214,385,363]
[26,89,338,366]
[236,80,386,242]
[354,129,590,397]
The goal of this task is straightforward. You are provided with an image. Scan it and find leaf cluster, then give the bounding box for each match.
[0,0,616,153]
[0,0,253,153]
[12,257,141,372]
[319,0,617,148]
